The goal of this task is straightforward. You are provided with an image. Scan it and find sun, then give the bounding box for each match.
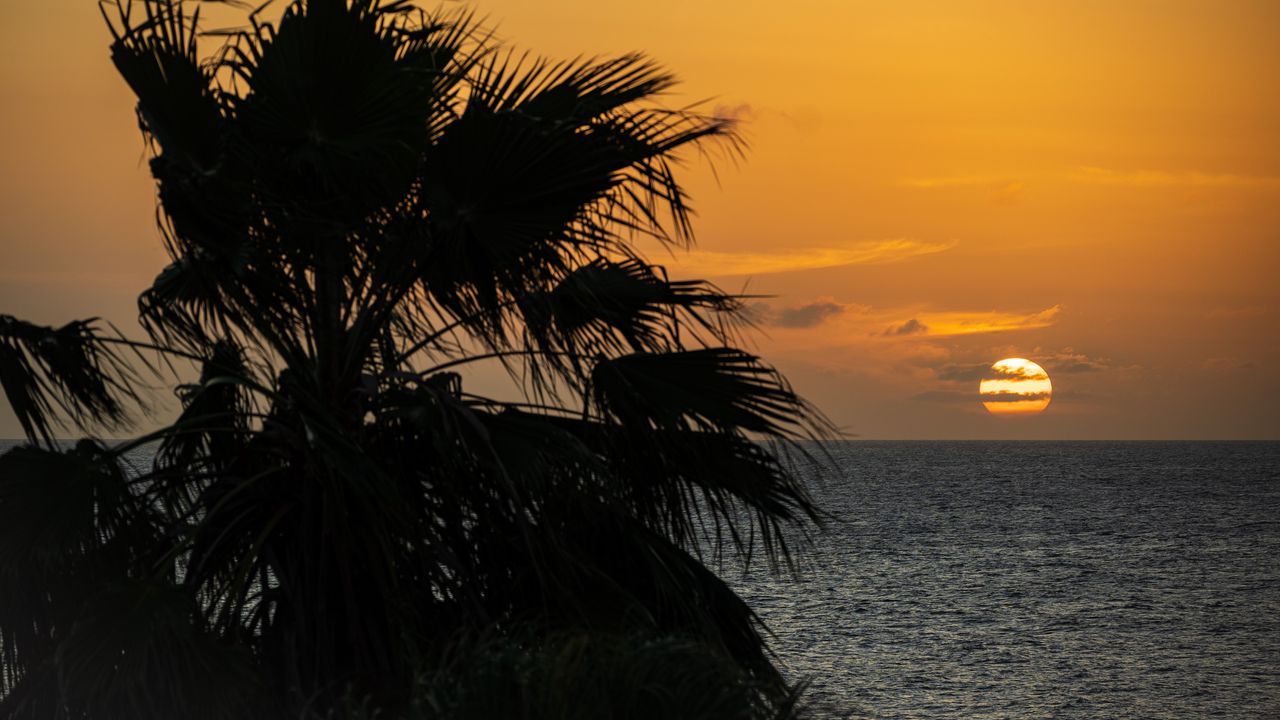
[979,358,1052,416]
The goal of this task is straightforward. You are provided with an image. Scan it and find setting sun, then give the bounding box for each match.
[979,358,1052,416]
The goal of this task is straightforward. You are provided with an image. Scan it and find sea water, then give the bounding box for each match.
[731,441,1280,719]
[4,439,1277,717]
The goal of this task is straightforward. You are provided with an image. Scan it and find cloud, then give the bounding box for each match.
[712,102,756,122]
[989,182,1025,205]
[914,305,1062,337]
[933,350,1106,386]
[776,300,849,328]
[712,102,823,134]
[980,391,1052,403]
[911,390,975,404]
[902,167,1280,195]
[883,318,928,336]
[935,362,993,382]
[898,176,1026,204]
[1202,357,1257,371]
[749,298,867,328]
[913,389,1055,405]
[990,362,1049,381]
[1204,306,1271,319]
[915,389,1094,405]
[669,239,956,278]
[1071,166,1280,188]
[899,175,1006,188]
[1039,349,1109,374]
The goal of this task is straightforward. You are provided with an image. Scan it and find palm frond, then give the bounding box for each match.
[156,339,256,476]
[518,257,742,364]
[0,316,143,446]
[602,429,819,569]
[468,51,676,120]
[591,348,815,436]
[103,0,224,170]
[54,579,261,720]
[227,0,448,226]
[0,442,162,703]
[512,501,784,688]
[414,53,735,341]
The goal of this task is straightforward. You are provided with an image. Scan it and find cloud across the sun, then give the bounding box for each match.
[979,390,1053,403]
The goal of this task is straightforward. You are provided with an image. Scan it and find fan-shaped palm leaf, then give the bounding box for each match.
[591,348,815,436]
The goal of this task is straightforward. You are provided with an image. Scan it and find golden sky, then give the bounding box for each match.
[2,0,1278,438]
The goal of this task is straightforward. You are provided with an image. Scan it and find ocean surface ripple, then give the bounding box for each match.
[731,441,1280,719]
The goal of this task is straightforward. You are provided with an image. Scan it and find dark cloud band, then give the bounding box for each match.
[776,301,846,328]
[980,391,1052,403]
[883,318,928,336]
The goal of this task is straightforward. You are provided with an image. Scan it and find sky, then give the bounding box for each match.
[1,0,1278,439]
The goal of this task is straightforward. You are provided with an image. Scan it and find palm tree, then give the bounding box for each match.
[0,1,829,717]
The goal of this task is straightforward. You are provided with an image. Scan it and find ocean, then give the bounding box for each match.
[3,439,1277,717]
[732,441,1280,719]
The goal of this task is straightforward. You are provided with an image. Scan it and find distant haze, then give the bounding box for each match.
[2,0,1277,439]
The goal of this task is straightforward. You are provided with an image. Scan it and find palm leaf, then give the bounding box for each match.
[54,579,261,720]
[468,51,676,121]
[104,0,223,170]
[591,348,814,436]
[0,316,142,445]
[228,0,446,226]
[0,442,162,706]
[521,257,742,360]
[603,429,819,569]
[156,339,255,477]
[414,53,734,339]
[510,500,784,689]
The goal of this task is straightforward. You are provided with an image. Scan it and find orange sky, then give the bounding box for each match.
[2,0,1278,439]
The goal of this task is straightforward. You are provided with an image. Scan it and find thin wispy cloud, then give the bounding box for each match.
[901,304,1062,337]
[669,239,956,278]
[901,167,1280,192]
[1202,357,1257,371]
[755,304,1063,357]
[1071,166,1280,188]
[1039,348,1109,373]
[899,175,1010,188]
[897,176,1026,205]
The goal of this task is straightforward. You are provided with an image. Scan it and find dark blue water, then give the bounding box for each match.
[732,441,1280,719]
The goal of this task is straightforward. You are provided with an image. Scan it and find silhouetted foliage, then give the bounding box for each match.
[0,1,828,717]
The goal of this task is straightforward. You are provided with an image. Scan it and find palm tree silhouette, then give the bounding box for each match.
[0,1,828,717]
